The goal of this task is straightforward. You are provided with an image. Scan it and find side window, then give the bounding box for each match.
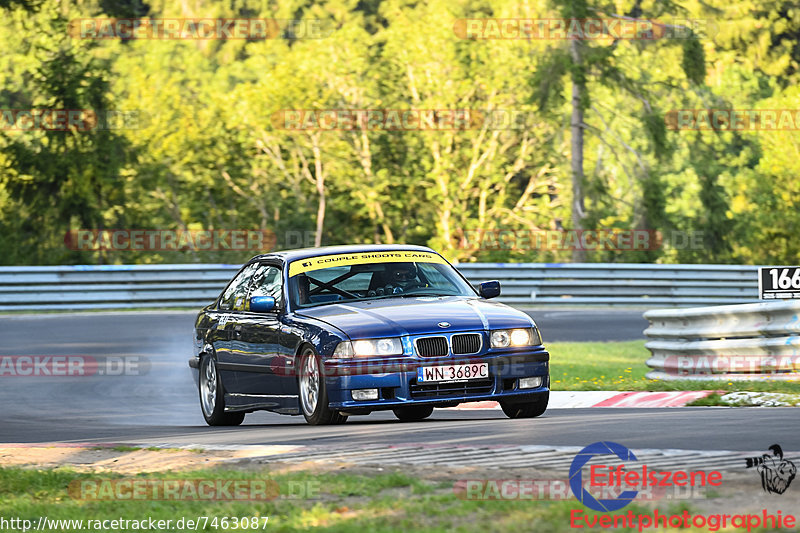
[218,263,260,311]
[248,265,283,309]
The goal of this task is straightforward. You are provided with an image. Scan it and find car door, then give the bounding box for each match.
[229,263,286,395]
[214,262,261,391]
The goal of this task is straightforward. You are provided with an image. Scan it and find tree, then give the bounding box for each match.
[0,1,130,264]
[533,0,707,262]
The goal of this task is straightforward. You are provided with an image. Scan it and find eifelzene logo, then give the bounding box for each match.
[569,441,723,512]
[745,444,797,495]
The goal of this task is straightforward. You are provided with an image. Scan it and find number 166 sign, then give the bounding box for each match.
[759,267,800,299]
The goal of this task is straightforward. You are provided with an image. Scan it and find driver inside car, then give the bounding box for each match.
[385,263,422,291]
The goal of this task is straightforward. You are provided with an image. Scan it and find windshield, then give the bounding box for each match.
[287,252,476,308]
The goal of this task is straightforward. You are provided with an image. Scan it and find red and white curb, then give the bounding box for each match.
[445,390,716,410]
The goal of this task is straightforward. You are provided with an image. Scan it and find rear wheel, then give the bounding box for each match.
[299,347,348,425]
[500,391,549,419]
[393,405,434,422]
[199,355,245,426]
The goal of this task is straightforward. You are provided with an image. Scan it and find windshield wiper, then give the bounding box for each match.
[368,292,455,300]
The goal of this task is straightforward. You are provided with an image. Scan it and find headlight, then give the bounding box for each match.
[490,328,541,348]
[333,341,355,357]
[332,338,403,358]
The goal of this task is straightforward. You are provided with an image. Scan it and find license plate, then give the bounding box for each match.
[417,363,489,383]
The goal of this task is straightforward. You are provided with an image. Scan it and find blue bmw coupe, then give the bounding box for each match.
[190,245,549,425]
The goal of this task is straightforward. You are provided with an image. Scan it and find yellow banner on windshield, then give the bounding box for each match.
[288,250,447,277]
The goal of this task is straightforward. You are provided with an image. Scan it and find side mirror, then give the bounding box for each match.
[479,280,501,299]
[250,295,276,312]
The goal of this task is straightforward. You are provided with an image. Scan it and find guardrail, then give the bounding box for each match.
[0,262,762,311]
[457,263,760,306]
[0,264,238,311]
[644,301,800,381]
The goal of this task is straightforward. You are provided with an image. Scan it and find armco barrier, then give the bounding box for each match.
[0,264,239,311]
[0,262,762,311]
[456,263,760,306]
[644,301,800,381]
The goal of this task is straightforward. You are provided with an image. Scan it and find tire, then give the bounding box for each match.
[199,354,245,426]
[500,391,549,419]
[393,405,434,422]
[298,347,348,425]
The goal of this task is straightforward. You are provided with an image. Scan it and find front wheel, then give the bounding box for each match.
[393,405,434,422]
[500,391,549,419]
[199,355,245,426]
[298,347,348,425]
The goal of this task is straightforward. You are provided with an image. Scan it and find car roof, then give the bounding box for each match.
[249,244,439,264]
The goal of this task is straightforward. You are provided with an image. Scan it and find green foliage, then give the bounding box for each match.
[0,0,797,265]
[680,36,706,85]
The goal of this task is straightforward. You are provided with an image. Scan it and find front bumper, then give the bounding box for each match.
[323,348,549,411]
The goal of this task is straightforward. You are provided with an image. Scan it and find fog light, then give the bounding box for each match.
[352,388,379,401]
[519,377,542,389]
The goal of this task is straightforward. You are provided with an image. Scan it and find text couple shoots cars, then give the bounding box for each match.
[190,245,550,425]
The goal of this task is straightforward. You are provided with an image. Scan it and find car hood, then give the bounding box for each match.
[295,297,535,339]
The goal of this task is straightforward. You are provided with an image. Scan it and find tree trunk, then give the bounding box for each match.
[311,135,325,247]
[569,39,587,263]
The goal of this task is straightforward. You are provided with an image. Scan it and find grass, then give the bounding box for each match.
[144,447,206,453]
[548,341,649,390]
[686,392,734,407]
[0,466,733,533]
[548,341,800,393]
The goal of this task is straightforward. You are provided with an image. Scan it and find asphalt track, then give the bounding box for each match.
[1,311,797,453]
